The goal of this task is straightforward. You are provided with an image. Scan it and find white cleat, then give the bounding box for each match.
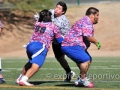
[74,77,94,88]
[15,78,20,84]
[19,80,34,86]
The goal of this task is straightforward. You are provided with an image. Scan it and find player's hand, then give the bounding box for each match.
[34,12,39,21]
[96,42,101,50]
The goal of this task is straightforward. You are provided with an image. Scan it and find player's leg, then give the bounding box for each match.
[57,54,75,82]
[76,50,92,76]
[75,61,94,88]
[19,63,39,86]
[16,62,32,84]
[52,43,75,82]
[0,58,5,84]
[61,46,94,88]
[16,50,32,84]
[79,61,91,79]
[18,42,47,86]
[75,51,94,88]
[19,51,47,86]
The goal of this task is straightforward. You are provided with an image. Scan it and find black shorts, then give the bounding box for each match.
[83,36,91,48]
[52,43,64,59]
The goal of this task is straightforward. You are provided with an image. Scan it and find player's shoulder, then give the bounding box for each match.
[56,15,69,23]
[49,9,54,14]
[46,22,57,28]
[58,14,68,19]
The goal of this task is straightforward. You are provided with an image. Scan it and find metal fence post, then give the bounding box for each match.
[77,0,80,5]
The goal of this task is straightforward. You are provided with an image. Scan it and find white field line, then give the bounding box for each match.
[4,60,120,63]
[111,65,120,67]
[2,66,120,72]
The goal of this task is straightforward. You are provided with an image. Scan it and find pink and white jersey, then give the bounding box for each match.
[30,21,62,49]
[0,21,2,28]
[62,16,94,50]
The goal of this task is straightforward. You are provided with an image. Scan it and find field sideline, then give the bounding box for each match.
[0,57,120,90]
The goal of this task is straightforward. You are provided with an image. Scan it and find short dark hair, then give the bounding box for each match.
[86,7,99,16]
[38,9,52,22]
[56,1,67,14]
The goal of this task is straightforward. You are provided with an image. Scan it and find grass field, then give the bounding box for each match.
[0,57,120,90]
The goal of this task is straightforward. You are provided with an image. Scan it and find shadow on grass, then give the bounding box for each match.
[55,84,84,87]
[29,80,84,88]
[29,80,72,85]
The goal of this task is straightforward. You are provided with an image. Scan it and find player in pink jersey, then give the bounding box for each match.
[34,1,75,82]
[61,7,101,88]
[0,21,6,84]
[16,9,63,86]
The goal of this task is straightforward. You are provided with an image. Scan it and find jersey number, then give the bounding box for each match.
[35,26,46,34]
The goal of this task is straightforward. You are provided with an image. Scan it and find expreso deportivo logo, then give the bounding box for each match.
[45,73,120,81]
[88,73,120,80]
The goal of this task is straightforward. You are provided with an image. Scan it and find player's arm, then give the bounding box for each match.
[86,36,97,45]
[54,26,64,44]
[56,37,63,44]
[82,23,101,50]
[86,36,101,50]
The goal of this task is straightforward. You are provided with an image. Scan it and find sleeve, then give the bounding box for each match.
[82,23,94,37]
[53,26,63,44]
[54,15,70,36]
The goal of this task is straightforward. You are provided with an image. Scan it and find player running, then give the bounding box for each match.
[16,9,63,86]
[34,1,75,82]
[0,21,6,84]
[61,7,101,88]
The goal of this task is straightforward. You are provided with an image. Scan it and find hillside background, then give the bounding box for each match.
[0,0,120,58]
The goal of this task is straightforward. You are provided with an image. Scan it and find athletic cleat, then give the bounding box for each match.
[74,77,83,86]
[15,75,23,84]
[0,78,5,84]
[74,77,94,88]
[19,80,34,86]
[0,74,5,84]
[64,71,75,82]
[15,78,21,84]
[85,82,94,88]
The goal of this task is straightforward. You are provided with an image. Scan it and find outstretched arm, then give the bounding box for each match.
[86,36,101,50]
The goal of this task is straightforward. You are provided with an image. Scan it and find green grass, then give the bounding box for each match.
[0,57,120,90]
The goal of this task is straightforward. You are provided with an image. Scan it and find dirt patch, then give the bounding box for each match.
[0,2,120,58]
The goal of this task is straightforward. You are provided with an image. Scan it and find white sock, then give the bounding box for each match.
[21,76,28,81]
